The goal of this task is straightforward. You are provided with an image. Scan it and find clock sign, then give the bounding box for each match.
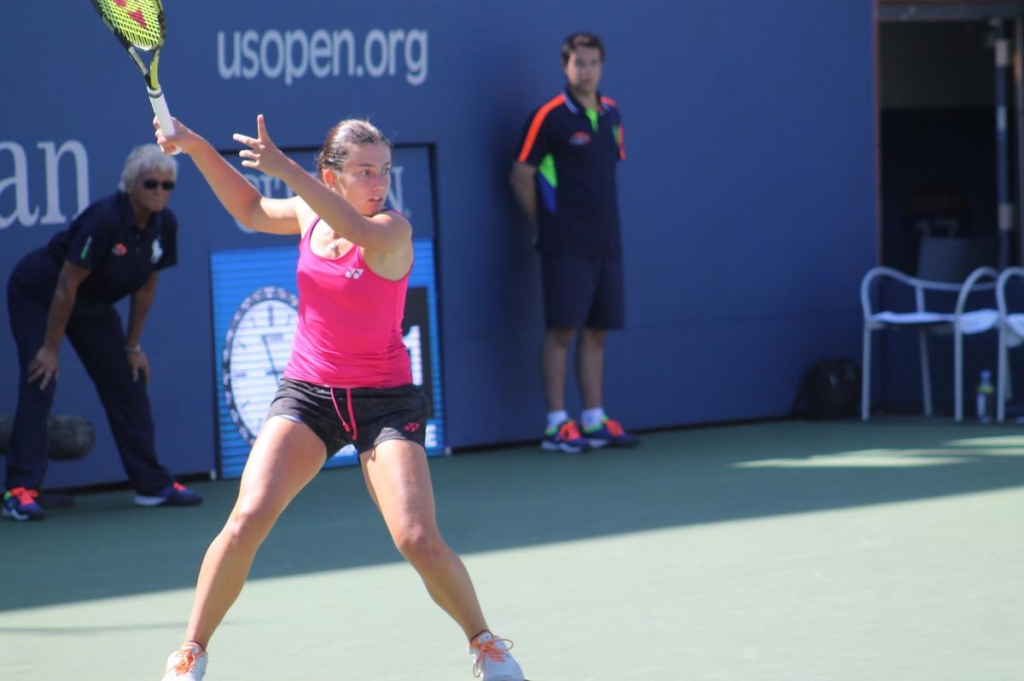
[222,286,299,445]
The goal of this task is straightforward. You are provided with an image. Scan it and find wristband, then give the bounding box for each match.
[124,344,142,354]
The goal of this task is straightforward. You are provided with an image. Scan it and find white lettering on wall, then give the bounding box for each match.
[0,142,35,228]
[40,142,90,226]
[0,140,90,229]
[386,165,408,219]
[217,28,428,86]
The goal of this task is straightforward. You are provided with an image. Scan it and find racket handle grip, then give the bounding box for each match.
[148,88,180,155]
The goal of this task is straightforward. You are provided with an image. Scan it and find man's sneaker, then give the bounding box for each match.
[135,482,203,507]
[469,632,524,681]
[583,416,641,449]
[3,487,46,521]
[541,419,588,453]
[160,643,207,680]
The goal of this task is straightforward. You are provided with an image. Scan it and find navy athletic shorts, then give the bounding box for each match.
[540,254,625,330]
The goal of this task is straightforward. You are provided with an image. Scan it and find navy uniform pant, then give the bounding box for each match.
[5,271,172,495]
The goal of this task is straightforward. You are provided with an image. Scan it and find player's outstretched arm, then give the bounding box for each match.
[155,117,299,235]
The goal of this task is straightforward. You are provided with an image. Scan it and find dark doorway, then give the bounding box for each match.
[878,20,999,274]
[874,3,1024,412]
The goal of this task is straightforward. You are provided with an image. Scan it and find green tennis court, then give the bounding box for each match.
[2,418,1022,680]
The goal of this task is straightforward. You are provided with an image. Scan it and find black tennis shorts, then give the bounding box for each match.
[540,254,625,330]
[266,378,431,458]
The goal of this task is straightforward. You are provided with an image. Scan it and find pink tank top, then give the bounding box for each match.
[283,217,412,388]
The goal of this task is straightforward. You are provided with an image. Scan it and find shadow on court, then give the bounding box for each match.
[2,417,1023,614]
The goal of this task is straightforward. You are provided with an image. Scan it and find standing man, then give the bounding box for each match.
[510,32,640,453]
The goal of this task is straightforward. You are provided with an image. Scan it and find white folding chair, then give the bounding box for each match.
[861,237,1000,422]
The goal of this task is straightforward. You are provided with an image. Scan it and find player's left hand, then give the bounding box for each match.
[234,115,289,178]
[127,350,151,384]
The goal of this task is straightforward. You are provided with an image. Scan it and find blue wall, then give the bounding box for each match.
[0,0,878,489]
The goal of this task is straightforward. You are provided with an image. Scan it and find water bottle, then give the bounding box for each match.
[976,370,994,423]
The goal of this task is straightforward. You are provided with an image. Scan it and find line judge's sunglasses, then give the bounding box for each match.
[142,179,176,191]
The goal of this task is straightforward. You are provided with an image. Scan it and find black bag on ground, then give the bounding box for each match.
[0,413,95,460]
[792,358,861,420]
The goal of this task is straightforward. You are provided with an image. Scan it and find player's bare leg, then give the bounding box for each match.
[160,418,326,680]
[361,439,487,634]
[360,439,524,680]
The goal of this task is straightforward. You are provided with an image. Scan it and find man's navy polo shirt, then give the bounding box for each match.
[517,88,625,256]
[42,191,178,306]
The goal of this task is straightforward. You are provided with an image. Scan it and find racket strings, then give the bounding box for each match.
[94,0,164,49]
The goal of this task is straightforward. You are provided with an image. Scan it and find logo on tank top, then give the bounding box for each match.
[111,243,128,256]
[151,237,164,264]
[344,268,364,279]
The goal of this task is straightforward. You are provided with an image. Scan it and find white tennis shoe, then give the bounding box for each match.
[469,632,524,681]
[160,643,207,680]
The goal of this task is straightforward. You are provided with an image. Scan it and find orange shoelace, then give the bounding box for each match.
[8,487,39,505]
[558,420,582,441]
[471,636,514,677]
[170,645,200,675]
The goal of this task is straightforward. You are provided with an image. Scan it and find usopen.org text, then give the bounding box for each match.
[217,28,428,86]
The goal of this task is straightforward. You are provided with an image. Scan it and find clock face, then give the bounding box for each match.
[222,286,299,445]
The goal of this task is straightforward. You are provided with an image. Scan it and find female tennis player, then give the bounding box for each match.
[152,115,524,681]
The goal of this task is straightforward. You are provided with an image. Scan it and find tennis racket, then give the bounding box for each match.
[89,0,177,142]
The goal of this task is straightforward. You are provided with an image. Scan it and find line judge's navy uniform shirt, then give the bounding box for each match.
[11,191,178,306]
[516,88,626,256]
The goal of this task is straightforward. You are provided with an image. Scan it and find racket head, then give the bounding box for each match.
[90,0,166,51]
